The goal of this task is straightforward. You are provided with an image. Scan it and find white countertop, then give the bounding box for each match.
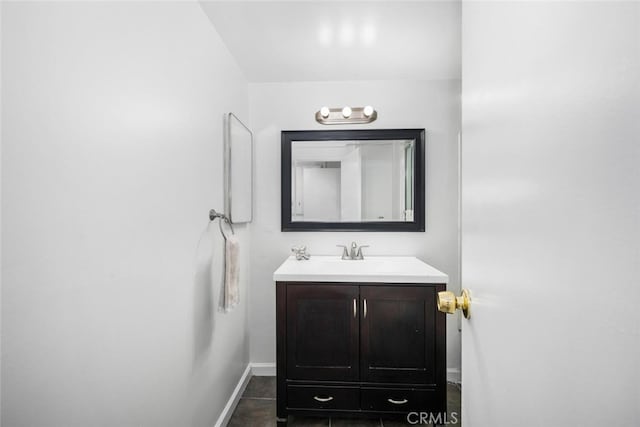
[273,256,448,284]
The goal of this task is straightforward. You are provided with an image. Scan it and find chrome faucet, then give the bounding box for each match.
[337,241,369,260]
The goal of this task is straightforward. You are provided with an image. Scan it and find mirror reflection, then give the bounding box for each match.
[226,113,253,223]
[291,139,415,222]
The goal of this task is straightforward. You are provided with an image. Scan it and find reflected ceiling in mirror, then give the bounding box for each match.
[282,129,425,232]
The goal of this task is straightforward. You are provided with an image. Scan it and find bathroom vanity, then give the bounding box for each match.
[273,256,448,425]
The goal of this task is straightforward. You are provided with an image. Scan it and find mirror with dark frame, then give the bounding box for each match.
[281,129,425,232]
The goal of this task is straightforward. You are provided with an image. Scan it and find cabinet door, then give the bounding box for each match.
[360,285,442,385]
[286,284,359,381]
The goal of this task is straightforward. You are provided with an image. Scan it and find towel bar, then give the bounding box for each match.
[209,209,235,236]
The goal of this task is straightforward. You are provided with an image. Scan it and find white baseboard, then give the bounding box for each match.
[213,363,275,427]
[447,368,461,384]
[214,364,252,427]
[250,362,276,376]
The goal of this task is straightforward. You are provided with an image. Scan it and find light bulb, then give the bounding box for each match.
[363,105,374,117]
[342,106,352,118]
[320,106,330,118]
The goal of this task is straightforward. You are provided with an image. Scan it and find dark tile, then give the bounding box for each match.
[381,414,450,427]
[288,415,330,426]
[380,417,412,427]
[331,418,381,427]
[228,398,277,427]
[244,376,277,399]
[447,383,461,425]
[383,421,409,426]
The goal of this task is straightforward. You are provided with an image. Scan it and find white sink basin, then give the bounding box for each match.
[273,256,448,284]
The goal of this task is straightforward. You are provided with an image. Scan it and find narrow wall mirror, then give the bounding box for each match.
[281,129,425,231]
[225,113,253,223]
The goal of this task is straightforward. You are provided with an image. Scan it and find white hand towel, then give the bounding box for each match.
[223,234,240,312]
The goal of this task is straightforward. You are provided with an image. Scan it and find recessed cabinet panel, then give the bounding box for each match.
[286,284,359,381]
[360,286,436,384]
[369,299,425,367]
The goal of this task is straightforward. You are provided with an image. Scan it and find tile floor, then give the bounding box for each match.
[228,377,461,427]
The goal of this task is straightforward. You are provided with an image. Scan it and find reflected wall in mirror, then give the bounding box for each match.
[281,129,425,232]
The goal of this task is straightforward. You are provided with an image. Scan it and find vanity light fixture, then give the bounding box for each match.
[315,105,378,125]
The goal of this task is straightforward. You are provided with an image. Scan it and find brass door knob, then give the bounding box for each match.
[437,289,471,319]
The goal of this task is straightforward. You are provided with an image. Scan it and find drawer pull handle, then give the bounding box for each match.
[388,398,408,405]
[313,396,334,403]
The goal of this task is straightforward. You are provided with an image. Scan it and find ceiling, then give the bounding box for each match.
[200,1,461,82]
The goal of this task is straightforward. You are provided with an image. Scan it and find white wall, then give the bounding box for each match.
[302,167,341,221]
[0,2,3,422]
[461,2,639,426]
[1,3,249,426]
[248,80,461,374]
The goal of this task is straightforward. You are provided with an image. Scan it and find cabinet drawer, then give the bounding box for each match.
[361,387,437,413]
[287,385,359,410]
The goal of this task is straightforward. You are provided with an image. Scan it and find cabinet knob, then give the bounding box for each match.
[387,398,408,405]
[437,289,471,319]
[313,396,334,402]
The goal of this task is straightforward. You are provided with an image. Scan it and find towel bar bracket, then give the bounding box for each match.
[209,209,235,236]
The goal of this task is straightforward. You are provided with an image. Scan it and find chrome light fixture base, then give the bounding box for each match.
[315,106,378,125]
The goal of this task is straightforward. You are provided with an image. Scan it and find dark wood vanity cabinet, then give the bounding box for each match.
[276,282,446,425]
